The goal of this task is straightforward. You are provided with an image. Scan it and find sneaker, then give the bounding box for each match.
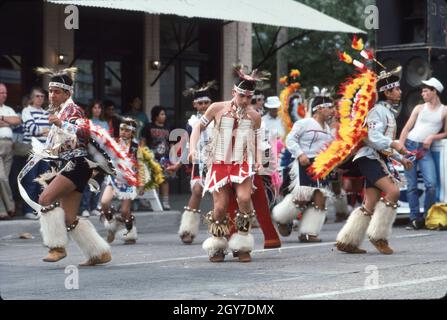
[406,219,423,230]
[162,202,171,210]
[81,210,90,217]
[24,212,39,220]
[91,209,101,216]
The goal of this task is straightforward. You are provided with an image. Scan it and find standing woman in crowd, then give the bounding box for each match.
[399,78,447,230]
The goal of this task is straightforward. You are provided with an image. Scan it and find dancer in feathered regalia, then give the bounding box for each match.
[309,36,414,254]
[100,117,164,245]
[272,86,335,242]
[178,81,216,244]
[18,67,136,265]
[189,65,268,262]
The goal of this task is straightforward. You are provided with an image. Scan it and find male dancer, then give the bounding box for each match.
[336,70,413,254]
[19,68,112,265]
[178,82,215,244]
[272,92,335,242]
[189,67,266,262]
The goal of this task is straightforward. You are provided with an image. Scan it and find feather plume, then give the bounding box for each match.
[35,66,78,80]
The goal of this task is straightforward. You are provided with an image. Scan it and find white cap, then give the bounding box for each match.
[264,96,281,109]
[422,77,444,93]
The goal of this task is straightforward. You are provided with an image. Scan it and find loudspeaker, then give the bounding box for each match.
[376,47,447,134]
[377,0,447,48]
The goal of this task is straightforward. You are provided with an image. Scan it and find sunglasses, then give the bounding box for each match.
[196,101,210,105]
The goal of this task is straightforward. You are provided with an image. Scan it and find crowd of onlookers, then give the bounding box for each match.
[0,83,174,220]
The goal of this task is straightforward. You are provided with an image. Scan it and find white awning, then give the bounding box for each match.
[46,0,365,34]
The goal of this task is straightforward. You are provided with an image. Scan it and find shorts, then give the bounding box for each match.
[60,157,93,193]
[338,158,363,177]
[355,156,390,189]
[298,158,329,188]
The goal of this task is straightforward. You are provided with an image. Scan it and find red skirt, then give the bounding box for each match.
[204,162,254,193]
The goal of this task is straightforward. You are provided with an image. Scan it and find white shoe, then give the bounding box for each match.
[162,202,171,210]
[91,209,101,216]
[81,210,90,217]
[24,213,39,220]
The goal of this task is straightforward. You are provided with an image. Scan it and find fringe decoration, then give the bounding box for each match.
[205,211,230,237]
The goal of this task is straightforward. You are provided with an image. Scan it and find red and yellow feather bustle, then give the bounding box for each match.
[278,69,306,136]
[308,35,378,181]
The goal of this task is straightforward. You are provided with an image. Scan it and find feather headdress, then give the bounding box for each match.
[182,80,218,98]
[233,64,270,82]
[35,67,78,81]
[278,68,305,136]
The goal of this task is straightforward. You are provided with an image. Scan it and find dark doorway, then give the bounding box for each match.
[73,7,144,113]
[159,16,221,193]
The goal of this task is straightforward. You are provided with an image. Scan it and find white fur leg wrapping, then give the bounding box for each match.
[178,209,200,237]
[202,236,228,257]
[39,207,68,248]
[334,195,348,214]
[367,201,397,241]
[272,194,298,224]
[228,232,255,253]
[119,225,138,241]
[299,207,326,236]
[103,217,121,233]
[336,207,371,247]
[69,218,111,259]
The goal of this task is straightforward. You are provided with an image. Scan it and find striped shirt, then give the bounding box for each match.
[21,105,51,143]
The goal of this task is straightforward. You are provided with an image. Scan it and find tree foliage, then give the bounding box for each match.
[253,0,376,97]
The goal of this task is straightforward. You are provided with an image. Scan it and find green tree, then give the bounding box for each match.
[253,0,375,96]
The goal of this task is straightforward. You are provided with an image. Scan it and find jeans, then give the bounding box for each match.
[80,186,101,212]
[80,173,105,212]
[404,139,437,222]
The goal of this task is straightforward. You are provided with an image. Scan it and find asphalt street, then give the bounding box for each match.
[1,195,446,301]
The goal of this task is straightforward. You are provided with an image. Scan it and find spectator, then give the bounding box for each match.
[142,106,173,210]
[103,100,121,138]
[0,83,21,219]
[8,94,29,217]
[251,89,265,114]
[262,96,286,139]
[80,100,108,217]
[125,97,149,139]
[20,88,51,219]
[399,78,447,230]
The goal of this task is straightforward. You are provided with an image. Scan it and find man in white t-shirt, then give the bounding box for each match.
[262,96,285,139]
[399,77,447,229]
[0,83,21,219]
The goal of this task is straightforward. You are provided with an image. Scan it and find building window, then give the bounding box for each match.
[73,59,94,107]
[104,61,122,113]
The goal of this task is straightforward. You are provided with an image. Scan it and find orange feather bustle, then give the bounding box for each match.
[308,69,377,180]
